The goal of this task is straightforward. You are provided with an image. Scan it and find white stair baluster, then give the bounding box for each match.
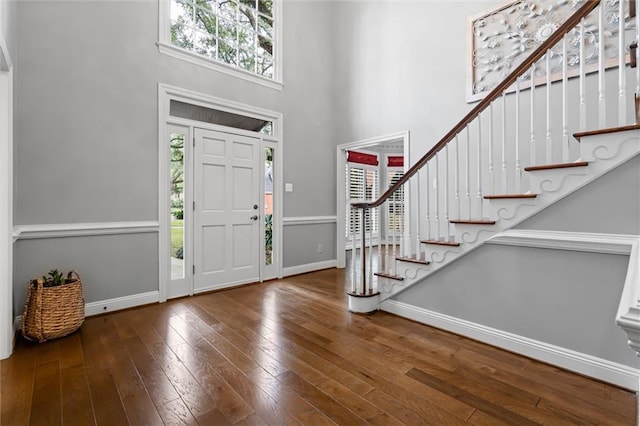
[580,18,587,131]
[618,0,627,126]
[501,92,507,193]
[445,144,450,238]
[531,63,537,166]
[515,78,521,193]
[415,171,421,264]
[477,114,483,216]
[435,152,440,239]
[546,51,552,164]
[599,3,607,128]
[562,34,570,163]
[425,162,430,242]
[489,103,495,195]
[455,135,460,219]
[466,124,472,219]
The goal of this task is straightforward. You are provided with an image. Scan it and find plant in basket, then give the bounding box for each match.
[21,269,85,343]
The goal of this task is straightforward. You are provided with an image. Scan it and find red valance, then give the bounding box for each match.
[387,156,404,167]
[347,151,378,166]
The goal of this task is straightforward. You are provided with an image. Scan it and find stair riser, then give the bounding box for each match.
[528,167,589,194]
[452,223,503,245]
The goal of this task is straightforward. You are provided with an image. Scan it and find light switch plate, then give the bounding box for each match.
[285,183,293,192]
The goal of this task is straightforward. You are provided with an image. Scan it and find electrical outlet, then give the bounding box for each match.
[317,244,323,253]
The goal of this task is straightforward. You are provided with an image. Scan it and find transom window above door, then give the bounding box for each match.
[158,0,281,90]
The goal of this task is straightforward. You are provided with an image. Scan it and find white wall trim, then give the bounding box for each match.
[283,260,337,277]
[282,216,337,226]
[13,221,160,240]
[381,299,640,390]
[157,43,283,91]
[487,229,639,255]
[0,67,12,359]
[0,31,12,71]
[14,291,161,335]
[84,291,159,317]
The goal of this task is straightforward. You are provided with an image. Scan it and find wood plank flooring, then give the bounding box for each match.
[1,267,636,425]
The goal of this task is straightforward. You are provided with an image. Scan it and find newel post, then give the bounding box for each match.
[346,205,380,314]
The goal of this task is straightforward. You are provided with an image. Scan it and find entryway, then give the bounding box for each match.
[159,84,282,302]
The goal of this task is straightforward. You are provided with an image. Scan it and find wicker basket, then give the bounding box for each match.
[21,271,85,343]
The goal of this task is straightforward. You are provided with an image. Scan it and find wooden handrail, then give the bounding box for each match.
[353,0,600,210]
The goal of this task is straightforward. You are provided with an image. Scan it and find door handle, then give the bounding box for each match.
[250,215,259,221]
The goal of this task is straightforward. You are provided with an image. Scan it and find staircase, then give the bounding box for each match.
[347,1,640,320]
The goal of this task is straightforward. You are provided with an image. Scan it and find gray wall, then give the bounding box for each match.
[13,1,337,310]
[332,1,499,152]
[517,155,640,234]
[283,223,337,268]
[13,234,158,313]
[394,244,638,367]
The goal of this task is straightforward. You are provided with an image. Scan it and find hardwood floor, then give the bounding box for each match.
[1,267,636,425]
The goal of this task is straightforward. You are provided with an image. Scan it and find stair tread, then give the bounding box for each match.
[484,193,538,199]
[450,219,496,225]
[374,272,405,281]
[420,240,460,247]
[524,161,589,172]
[573,124,640,140]
[396,256,430,265]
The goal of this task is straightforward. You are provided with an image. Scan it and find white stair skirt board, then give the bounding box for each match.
[13,291,160,335]
[376,130,640,303]
[283,260,337,278]
[381,299,640,391]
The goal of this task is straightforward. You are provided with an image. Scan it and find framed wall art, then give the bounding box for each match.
[467,0,636,102]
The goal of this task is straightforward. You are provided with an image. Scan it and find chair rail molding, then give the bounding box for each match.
[282,216,337,226]
[13,221,160,240]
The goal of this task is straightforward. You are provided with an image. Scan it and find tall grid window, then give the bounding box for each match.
[169,0,275,78]
[346,165,379,238]
[387,168,404,235]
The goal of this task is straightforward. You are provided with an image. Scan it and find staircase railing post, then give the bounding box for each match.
[361,207,367,295]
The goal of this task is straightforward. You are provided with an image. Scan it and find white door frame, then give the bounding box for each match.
[158,83,283,302]
[336,131,409,269]
[0,62,13,360]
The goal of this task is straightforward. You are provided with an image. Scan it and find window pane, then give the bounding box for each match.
[171,20,195,50]
[240,0,257,10]
[218,0,237,21]
[239,7,256,31]
[171,0,194,24]
[194,31,217,58]
[264,147,274,266]
[238,29,256,51]
[219,40,237,65]
[257,52,273,78]
[218,16,238,45]
[258,0,273,18]
[239,49,256,72]
[170,133,185,280]
[194,4,217,33]
[257,15,273,40]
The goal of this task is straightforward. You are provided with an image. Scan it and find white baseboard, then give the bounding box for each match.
[283,260,337,277]
[84,291,159,317]
[381,299,640,391]
[14,291,160,335]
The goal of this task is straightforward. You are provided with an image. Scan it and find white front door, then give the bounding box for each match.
[193,128,261,293]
